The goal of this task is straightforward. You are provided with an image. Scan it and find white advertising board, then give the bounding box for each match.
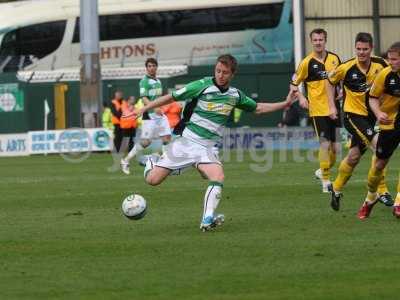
[0,133,29,156]
[28,128,112,154]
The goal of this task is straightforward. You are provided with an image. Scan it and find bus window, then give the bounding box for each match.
[216,4,283,31]
[0,20,66,72]
[163,10,216,35]
[72,3,284,42]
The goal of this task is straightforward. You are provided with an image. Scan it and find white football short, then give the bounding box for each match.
[155,136,221,171]
[140,116,171,139]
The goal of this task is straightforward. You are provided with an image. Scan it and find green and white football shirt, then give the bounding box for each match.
[172,77,257,145]
[139,74,163,119]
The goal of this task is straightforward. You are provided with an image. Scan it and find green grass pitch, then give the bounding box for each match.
[1,149,400,300]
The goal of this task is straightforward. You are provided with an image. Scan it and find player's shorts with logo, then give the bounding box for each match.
[155,136,221,171]
[344,112,376,153]
[140,115,171,139]
[311,116,341,142]
[376,129,400,159]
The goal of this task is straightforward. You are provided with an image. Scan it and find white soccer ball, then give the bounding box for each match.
[121,194,147,220]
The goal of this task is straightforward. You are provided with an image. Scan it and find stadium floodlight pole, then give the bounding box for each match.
[372,0,381,56]
[79,0,102,128]
[292,0,304,72]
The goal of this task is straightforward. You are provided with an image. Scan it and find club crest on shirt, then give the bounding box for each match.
[318,71,328,79]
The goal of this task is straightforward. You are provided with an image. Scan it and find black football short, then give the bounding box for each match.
[376,129,400,159]
[311,116,341,143]
[344,113,376,154]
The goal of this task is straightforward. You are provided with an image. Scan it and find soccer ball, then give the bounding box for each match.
[121,194,147,220]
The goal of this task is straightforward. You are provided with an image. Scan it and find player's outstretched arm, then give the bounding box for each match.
[254,90,296,114]
[142,96,151,106]
[295,89,309,109]
[135,94,175,118]
[369,96,390,125]
[325,80,338,120]
[288,82,308,109]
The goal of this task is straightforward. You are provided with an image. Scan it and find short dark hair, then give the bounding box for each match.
[145,58,158,67]
[387,41,400,55]
[216,54,238,73]
[309,28,327,40]
[355,32,373,46]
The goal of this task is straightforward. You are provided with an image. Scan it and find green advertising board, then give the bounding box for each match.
[0,83,24,112]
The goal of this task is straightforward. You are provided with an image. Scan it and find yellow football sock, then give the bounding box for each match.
[333,159,354,192]
[395,179,400,206]
[367,165,383,193]
[319,147,330,181]
[365,191,377,204]
[329,148,336,169]
[370,156,389,194]
[377,172,389,194]
[395,194,400,206]
[377,168,389,194]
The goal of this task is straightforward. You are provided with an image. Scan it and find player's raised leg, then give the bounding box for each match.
[393,179,400,218]
[318,140,332,192]
[144,162,171,186]
[371,155,393,206]
[330,146,361,210]
[358,159,385,219]
[121,140,148,174]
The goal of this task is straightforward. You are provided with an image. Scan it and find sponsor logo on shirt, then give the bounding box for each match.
[148,88,162,97]
[206,102,232,115]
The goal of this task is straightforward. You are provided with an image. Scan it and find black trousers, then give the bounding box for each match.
[113,124,123,152]
[121,128,136,152]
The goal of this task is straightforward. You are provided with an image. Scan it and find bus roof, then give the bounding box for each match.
[0,0,283,30]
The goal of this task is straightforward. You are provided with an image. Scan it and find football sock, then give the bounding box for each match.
[202,181,223,219]
[395,193,400,206]
[143,156,155,179]
[319,147,330,181]
[329,148,336,169]
[367,165,383,193]
[126,143,143,162]
[395,179,400,206]
[377,171,389,195]
[369,155,389,194]
[365,191,378,204]
[333,159,354,192]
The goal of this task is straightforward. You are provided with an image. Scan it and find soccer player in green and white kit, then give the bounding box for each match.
[121,58,171,175]
[135,54,296,231]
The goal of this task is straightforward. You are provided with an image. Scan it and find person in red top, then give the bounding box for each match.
[161,101,182,129]
[110,90,124,152]
[119,96,138,159]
